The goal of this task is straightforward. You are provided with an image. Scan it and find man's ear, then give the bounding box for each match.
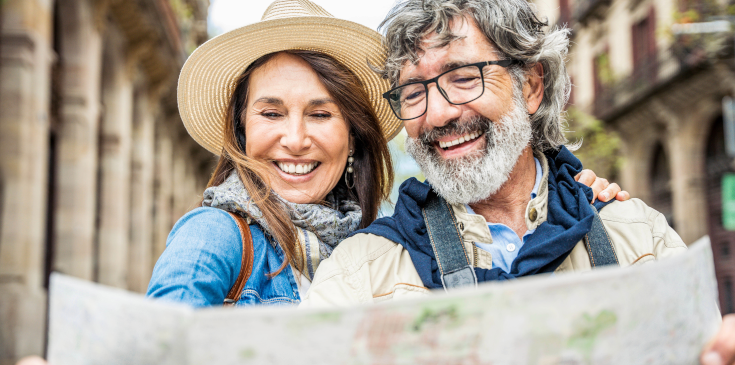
[523,63,544,115]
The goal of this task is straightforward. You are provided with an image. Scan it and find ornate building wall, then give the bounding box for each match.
[535,0,735,315]
[0,0,214,363]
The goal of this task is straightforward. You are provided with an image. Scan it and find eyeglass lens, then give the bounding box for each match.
[388,64,484,120]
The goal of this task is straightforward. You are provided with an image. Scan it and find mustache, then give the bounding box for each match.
[418,115,493,145]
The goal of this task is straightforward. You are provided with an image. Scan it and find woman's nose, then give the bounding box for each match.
[279,117,311,152]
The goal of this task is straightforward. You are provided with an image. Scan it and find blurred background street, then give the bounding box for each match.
[1,0,735,363]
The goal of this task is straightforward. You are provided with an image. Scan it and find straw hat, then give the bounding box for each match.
[177,0,402,156]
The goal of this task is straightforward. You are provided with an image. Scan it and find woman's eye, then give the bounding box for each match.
[261,111,282,118]
[311,112,331,119]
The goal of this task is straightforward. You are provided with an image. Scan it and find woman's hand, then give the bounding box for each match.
[701,314,735,365]
[575,169,630,203]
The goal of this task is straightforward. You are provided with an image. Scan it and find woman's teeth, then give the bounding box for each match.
[438,132,482,149]
[276,162,318,175]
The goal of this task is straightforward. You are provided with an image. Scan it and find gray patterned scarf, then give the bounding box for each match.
[202,172,362,277]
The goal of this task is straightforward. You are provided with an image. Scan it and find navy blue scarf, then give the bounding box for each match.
[354,146,612,289]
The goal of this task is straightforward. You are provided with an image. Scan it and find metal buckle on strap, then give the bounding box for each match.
[441,266,478,292]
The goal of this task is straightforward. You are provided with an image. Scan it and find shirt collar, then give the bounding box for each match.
[530,157,542,199]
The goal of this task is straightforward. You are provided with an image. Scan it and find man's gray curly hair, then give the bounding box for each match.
[378,0,573,152]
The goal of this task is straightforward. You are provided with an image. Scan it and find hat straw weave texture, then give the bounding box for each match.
[178,0,402,156]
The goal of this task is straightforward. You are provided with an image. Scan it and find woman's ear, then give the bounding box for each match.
[348,133,355,153]
[523,63,544,115]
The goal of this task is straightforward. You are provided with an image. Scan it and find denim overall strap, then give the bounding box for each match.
[422,193,478,291]
[583,205,619,267]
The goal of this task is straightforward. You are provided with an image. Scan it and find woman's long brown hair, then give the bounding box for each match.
[205,50,394,276]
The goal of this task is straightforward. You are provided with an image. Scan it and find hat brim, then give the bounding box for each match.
[177,16,403,156]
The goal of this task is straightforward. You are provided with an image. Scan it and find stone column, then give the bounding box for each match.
[52,0,103,280]
[95,26,132,288]
[667,128,708,243]
[617,133,654,202]
[652,95,709,245]
[172,142,190,221]
[613,110,662,204]
[0,0,54,362]
[128,90,155,292]
[152,119,174,262]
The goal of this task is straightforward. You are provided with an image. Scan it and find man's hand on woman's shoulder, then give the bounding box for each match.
[575,169,630,203]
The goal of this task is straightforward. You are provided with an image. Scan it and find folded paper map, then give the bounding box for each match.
[47,237,721,365]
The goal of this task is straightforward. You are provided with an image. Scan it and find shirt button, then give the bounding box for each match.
[506,243,516,252]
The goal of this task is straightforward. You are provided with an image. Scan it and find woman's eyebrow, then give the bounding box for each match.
[253,97,283,105]
[308,98,336,107]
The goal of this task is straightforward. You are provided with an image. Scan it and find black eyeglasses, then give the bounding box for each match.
[382,60,518,121]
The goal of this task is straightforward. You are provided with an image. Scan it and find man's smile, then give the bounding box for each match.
[434,132,487,159]
[437,131,484,150]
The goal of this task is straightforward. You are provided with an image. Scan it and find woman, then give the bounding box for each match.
[145,0,625,308]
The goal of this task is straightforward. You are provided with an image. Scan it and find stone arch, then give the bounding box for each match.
[704,115,735,314]
[613,108,664,203]
[692,96,725,158]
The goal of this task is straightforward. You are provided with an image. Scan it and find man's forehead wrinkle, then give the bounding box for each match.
[427,34,464,50]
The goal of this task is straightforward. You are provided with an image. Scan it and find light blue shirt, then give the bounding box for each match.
[466,157,542,273]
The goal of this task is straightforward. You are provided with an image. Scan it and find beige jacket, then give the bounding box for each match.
[301,155,687,308]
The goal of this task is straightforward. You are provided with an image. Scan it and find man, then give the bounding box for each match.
[301,0,735,363]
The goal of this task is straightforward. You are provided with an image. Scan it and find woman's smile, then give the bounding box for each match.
[274,161,320,176]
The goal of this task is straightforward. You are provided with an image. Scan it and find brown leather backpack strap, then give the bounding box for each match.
[223,212,254,306]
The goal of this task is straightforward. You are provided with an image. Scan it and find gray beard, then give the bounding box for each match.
[406,99,532,205]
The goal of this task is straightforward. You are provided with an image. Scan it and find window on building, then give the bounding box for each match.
[631,7,658,84]
[723,241,731,258]
[725,277,734,314]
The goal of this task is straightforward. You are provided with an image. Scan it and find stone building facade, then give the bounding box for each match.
[534,0,735,314]
[0,0,215,362]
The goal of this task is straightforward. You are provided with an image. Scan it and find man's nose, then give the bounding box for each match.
[279,117,312,153]
[424,84,462,128]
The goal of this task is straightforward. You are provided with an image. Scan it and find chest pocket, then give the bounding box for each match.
[238,268,300,306]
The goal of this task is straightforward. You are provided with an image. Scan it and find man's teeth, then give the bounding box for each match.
[277,162,318,175]
[438,132,482,149]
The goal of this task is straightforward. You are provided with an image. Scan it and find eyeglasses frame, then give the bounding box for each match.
[382,59,519,121]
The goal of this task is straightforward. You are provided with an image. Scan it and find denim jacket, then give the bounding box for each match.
[146,207,301,307]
